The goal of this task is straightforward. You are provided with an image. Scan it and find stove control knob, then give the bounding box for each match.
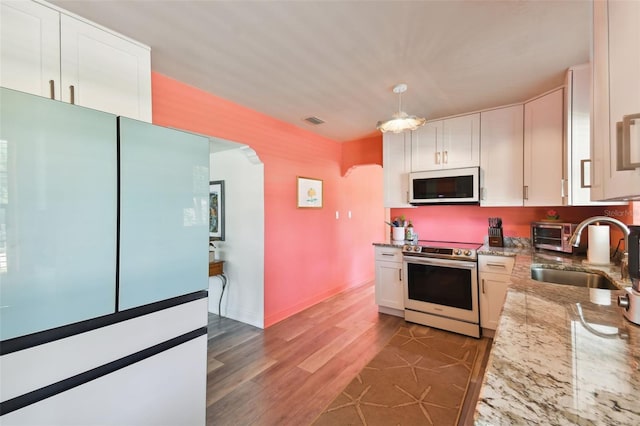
[464,250,472,256]
[413,246,420,252]
[454,249,461,255]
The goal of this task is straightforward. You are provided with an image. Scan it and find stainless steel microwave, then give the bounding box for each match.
[409,167,479,204]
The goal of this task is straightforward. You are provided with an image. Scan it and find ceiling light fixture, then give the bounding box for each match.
[376,83,426,133]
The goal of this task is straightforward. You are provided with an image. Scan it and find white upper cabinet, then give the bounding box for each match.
[442,113,481,169]
[523,88,565,206]
[411,113,480,171]
[591,0,640,201]
[1,0,152,122]
[0,0,61,99]
[480,105,524,207]
[565,64,592,205]
[411,120,442,171]
[383,131,413,208]
[565,63,622,206]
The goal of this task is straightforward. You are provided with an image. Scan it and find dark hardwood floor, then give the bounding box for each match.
[206,281,491,425]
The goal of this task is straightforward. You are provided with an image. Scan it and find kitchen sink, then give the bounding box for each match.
[530,267,619,290]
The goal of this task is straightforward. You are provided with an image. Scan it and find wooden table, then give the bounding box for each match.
[208,260,227,317]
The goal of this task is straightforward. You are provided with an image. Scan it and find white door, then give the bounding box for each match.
[479,272,510,330]
[375,261,404,310]
[383,132,413,207]
[523,88,564,206]
[60,14,152,122]
[411,121,443,171]
[0,0,60,99]
[442,113,480,169]
[591,0,640,200]
[480,105,524,206]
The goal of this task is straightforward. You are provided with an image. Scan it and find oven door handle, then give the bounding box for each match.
[404,256,477,269]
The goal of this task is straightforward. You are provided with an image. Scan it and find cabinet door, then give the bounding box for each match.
[118,118,209,310]
[383,132,413,207]
[0,0,60,99]
[0,88,117,341]
[479,272,510,331]
[442,113,480,169]
[411,121,443,171]
[480,105,524,206]
[375,261,404,310]
[60,14,152,122]
[591,0,640,200]
[523,88,564,206]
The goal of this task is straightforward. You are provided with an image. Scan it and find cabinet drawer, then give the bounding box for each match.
[478,255,515,274]
[375,246,403,262]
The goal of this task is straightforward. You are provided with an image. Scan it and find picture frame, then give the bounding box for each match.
[297,176,323,208]
[209,180,225,241]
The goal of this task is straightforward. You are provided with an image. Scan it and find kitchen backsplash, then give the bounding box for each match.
[390,204,635,244]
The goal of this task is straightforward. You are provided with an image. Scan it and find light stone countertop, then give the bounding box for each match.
[474,248,640,425]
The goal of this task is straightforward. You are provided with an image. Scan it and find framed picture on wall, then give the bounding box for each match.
[209,180,225,240]
[297,176,323,208]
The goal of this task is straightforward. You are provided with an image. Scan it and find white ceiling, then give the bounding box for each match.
[51,0,591,142]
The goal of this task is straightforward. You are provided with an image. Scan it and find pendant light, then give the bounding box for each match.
[376,83,426,133]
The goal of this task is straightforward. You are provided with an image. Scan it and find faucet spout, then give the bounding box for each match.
[569,216,630,279]
[569,216,630,249]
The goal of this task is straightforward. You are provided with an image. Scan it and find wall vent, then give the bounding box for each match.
[304,116,325,125]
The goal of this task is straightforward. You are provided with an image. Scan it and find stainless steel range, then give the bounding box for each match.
[402,240,482,338]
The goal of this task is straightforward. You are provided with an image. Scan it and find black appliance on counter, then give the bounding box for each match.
[619,226,640,325]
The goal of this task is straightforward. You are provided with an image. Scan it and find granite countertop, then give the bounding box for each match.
[474,249,640,425]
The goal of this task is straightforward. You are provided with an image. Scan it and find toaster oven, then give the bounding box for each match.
[531,222,581,253]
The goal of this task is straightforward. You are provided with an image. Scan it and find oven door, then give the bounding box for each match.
[403,256,479,323]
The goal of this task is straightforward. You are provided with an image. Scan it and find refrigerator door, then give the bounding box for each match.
[0,88,117,341]
[118,117,209,310]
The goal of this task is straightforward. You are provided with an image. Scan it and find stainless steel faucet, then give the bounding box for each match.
[569,216,630,279]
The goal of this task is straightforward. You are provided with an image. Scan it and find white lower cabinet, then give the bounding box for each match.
[479,255,515,331]
[374,246,404,316]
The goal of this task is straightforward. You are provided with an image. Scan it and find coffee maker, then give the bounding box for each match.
[618,225,640,325]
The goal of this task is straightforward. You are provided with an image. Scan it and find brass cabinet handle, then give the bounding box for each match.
[580,159,591,188]
[399,269,402,282]
[523,185,529,200]
[482,278,485,294]
[49,80,55,99]
[618,113,640,170]
[443,150,448,164]
[435,151,441,164]
[486,263,506,269]
[69,85,75,105]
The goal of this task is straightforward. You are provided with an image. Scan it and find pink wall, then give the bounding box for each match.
[390,204,634,247]
[151,73,385,327]
[341,134,382,176]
